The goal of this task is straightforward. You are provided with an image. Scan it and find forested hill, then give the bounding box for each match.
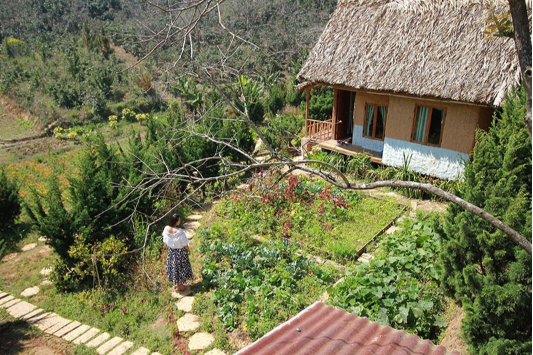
[0,0,336,139]
[1,0,337,80]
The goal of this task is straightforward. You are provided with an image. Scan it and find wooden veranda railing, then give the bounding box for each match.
[306,119,333,140]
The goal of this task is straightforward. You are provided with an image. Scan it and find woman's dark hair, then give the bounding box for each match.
[169,214,181,227]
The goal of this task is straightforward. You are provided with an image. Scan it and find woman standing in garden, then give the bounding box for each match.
[162,214,193,291]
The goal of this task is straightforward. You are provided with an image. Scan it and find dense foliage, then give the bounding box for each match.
[329,215,447,341]
[0,166,21,258]
[21,102,256,289]
[438,87,532,354]
[199,227,334,340]
[222,174,403,261]
[0,167,20,230]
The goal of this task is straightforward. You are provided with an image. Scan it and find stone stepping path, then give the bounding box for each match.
[1,252,18,262]
[170,287,192,299]
[189,333,215,350]
[176,296,195,312]
[358,253,374,264]
[172,212,224,353]
[0,291,167,355]
[183,221,201,230]
[21,243,37,251]
[177,313,201,332]
[183,229,196,239]
[0,209,224,354]
[21,286,40,297]
[40,267,52,276]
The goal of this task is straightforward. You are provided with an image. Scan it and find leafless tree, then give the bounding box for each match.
[111,0,531,265]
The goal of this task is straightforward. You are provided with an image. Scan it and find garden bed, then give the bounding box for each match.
[220,173,405,263]
[196,227,338,341]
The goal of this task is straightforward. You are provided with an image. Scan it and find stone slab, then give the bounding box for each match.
[175,296,195,312]
[386,226,402,234]
[21,243,37,251]
[183,229,196,239]
[183,221,201,230]
[40,279,53,286]
[44,317,72,334]
[21,286,40,297]
[107,341,134,355]
[130,347,151,355]
[72,327,100,344]
[151,353,163,355]
[1,253,18,261]
[54,320,81,337]
[177,313,200,332]
[22,309,46,322]
[6,301,36,318]
[188,332,215,350]
[0,295,15,306]
[170,287,192,299]
[63,324,91,341]
[96,336,123,354]
[0,292,9,299]
[186,214,203,221]
[34,313,62,331]
[205,349,226,355]
[0,299,21,309]
[86,332,110,348]
[40,267,53,276]
[358,253,374,264]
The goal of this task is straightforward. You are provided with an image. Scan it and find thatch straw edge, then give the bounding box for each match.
[298,0,530,106]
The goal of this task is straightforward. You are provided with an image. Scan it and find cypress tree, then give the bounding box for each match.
[0,167,20,231]
[438,86,532,354]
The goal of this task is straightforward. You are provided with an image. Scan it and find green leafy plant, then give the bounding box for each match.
[199,230,332,340]
[329,216,447,340]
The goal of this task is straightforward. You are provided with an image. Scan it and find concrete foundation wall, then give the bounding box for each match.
[382,137,469,180]
[352,125,384,153]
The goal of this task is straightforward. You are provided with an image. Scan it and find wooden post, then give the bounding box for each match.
[331,88,338,140]
[305,89,310,137]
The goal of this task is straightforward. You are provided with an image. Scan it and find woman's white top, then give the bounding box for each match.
[162,227,189,249]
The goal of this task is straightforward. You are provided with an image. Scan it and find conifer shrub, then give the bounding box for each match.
[0,167,21,258]
[0,167,20,230]
[438,86,532,354]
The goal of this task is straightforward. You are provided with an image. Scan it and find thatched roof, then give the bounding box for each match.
[297,0,530,106]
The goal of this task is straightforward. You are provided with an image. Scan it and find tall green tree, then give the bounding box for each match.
[438,86,532,354]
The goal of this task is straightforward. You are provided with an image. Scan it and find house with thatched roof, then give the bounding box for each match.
[297,0,528,179]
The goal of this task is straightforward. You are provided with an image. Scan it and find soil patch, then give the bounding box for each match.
[0,318,75,355]
[149,315,167,330]
[439,298,469,354]
[229,329,252,350]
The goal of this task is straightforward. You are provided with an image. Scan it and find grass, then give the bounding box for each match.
[0,100,40,141]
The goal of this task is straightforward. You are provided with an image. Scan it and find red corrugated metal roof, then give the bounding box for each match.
[234,301,459,355]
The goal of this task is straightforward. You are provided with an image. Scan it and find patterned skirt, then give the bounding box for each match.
[166,248,193,285]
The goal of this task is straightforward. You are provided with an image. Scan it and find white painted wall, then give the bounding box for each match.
[352,125,385,153]
[381,137,468,180]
